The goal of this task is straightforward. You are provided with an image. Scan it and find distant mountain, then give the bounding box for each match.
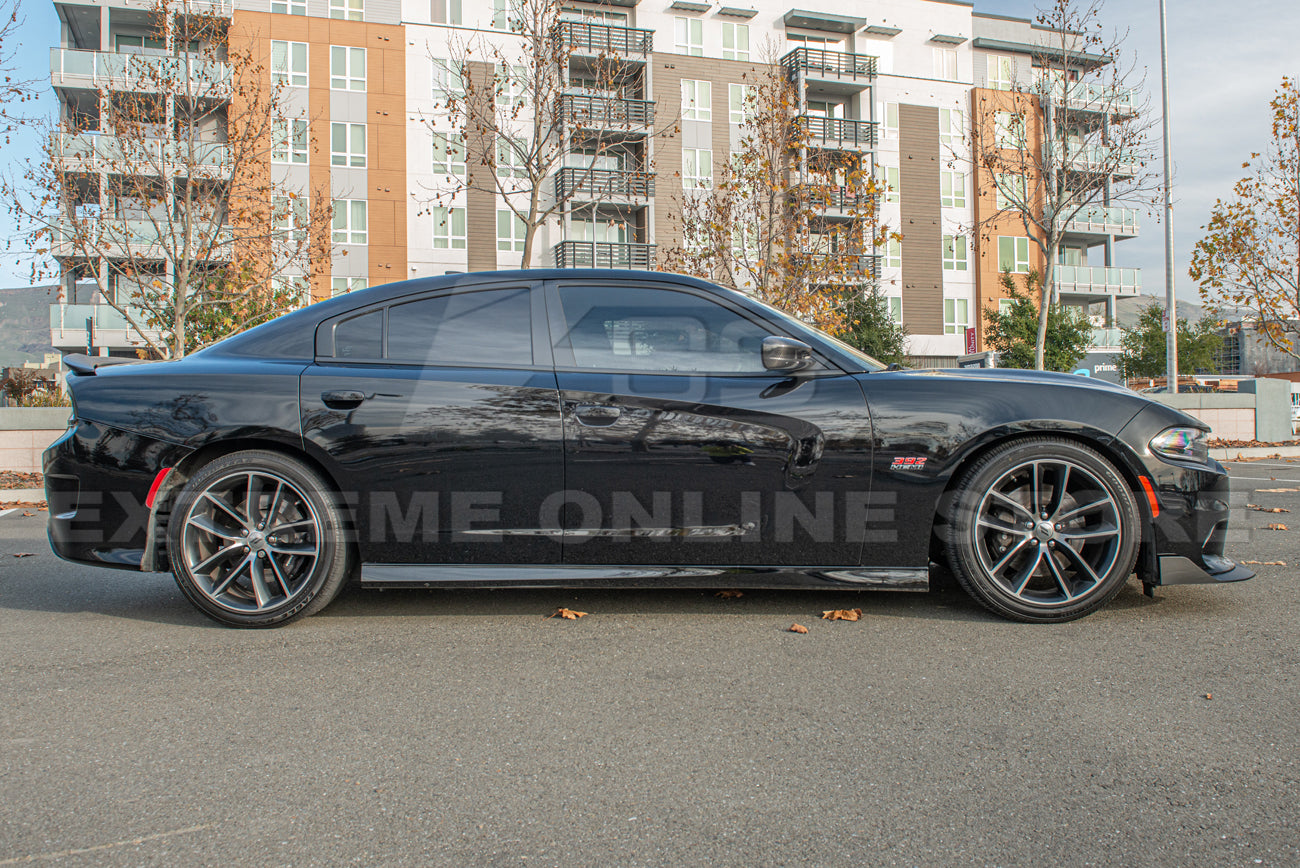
[0,285,59,367]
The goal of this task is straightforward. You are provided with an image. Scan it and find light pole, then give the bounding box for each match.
[1159,0,1178,390]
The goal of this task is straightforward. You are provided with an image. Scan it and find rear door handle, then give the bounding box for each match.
[321,390,367,409]
[573,404,622,427]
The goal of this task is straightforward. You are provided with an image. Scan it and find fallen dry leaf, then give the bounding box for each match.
[22,511,33,517]
[12,552,35,558]
[1264,561,1288,566]
[1249,506,1291,513]
[714,589,744,599]
[551,607,587,620]
[1266,523,1289,531]
[822,608,863,621]
[1204,693,1212,700]
[788,623,808,634]
[1241,560,1262,564]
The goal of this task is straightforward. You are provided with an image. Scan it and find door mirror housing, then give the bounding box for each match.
[761,336,814,373]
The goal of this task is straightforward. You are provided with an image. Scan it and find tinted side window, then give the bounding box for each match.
[387,288,532,366]
[333,310,383,359]
[556,285,769,373]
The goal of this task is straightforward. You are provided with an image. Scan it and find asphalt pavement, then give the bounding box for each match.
[0,460,1297,866]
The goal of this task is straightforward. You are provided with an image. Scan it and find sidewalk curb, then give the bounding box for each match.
[1212,447,1300,460]
[0,488,45,502]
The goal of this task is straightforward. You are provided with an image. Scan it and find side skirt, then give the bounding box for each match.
[360,564,930,592]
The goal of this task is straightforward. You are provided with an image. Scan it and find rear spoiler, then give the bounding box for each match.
[63,354,147,376]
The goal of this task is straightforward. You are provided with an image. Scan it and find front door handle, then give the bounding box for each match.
[321,390,367,409]
[573,404,622,427]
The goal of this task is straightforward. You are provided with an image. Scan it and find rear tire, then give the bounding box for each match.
[167,450,352,628]
[946,437,1140,623]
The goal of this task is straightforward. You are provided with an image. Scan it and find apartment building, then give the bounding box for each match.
[46,0,1140,363]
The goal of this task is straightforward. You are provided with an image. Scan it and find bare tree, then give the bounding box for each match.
[0,0,37,144]
[423,0,675,268]
[969,0,1156,370]
[7,0,334,358]
[659,55,889,331]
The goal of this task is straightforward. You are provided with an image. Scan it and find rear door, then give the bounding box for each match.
[301,282,564,565]
[546,279,875,567]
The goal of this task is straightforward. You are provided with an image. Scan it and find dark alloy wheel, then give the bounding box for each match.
[167,450,352,627]
[946,437,1141,622]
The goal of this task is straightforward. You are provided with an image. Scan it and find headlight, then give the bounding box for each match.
[1149,427,1210,463]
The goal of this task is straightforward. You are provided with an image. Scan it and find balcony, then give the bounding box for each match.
[553,21,653,58]
[553,240,656,269]
[51,218,234,260]
[1058,141,1143,177]
[1057,204,1141,239]
[1051,82,1139,115]
[1089,327,1122,350]
[558,94,655,129]
[799,252,881,282]
[49,302,162,352]
[1054,265,1141,297]
[56,133,231,177]
[790,183,881,219]
[796,116,877,151]
[781,48,877,93]
[50,48,231,93]
[555,168,654,202]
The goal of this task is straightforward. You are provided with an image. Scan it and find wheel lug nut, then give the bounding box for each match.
[243,545,250,552]
[240,529,248,536]
[257,551,265,559]
[1048,541,1056,548]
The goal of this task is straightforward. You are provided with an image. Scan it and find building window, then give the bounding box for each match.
[272,118,308,164]
[432,58,464,102]
[272,0,306,15]
[933,48,957,82]
[331,46,366,91]
[332,199,368,245]
[998,298,1015,316]
[995,111,1026,149]
[998,236,1031,273]
[682,147,712,190]
[497,210,526,254]
[876,165,900,203]
[681,80,711,121]
[432,206,467,248]
[492,0,517,31]
[722,22,749,61]
[332,277,367,296]
[271,41,308,88]
[883,102,899,140]
[498,64,526,109]
[883,238,901,269]
[675,17,703,56]
[728,84,751,125]
[432,132,466,178]
[888,296,903,325]
[330,0,363,19]
[273,196,308,243]
[940,171,966,208]
[944,298,969,334]
[431,0,462,25]
[496,136,527,179]
[996,174,1026,209]
[987,54,1013,91]
[939,108,964,151]
[331,122,367,168]
[942,234,968,271]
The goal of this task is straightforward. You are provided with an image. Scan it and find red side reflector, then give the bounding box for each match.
[1138,476,1160,518]
[145,467,173,509]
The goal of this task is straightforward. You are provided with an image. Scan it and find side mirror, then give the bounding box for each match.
[761,336,814,373]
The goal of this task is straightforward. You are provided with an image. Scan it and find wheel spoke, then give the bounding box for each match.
[1056,541,1102,586]
[266,552,293,597]
[269,541,318,557]
[265,482,284,531]
[1043,550,1075,599]
[1010,545,1045,595]
[246,473,266,528]
[192,542,244,574]
[1030,461,1042,514]
[977,515,1030,535]
[249,557,273,608]
[210,553,252,597]
[1056,497,1111,524]
[989,490,1034,520]
[1047,464,1071,518]
[267,518,315,534]
[187,513,243,541]
[989,536,1034,577]
[1058,522,1120,541]
[204,491,250,528]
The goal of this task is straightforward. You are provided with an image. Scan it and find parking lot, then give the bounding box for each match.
[0,459,1297,866]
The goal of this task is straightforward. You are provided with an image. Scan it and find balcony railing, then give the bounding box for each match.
[1051,82,1139,114]
[1057,204,1141,237]
[555,168,654,201]
[558,93,655,128]
[50,48,231,91]
[51,218,234,258]
[553,21,654,57]
[57,133,231,175]
[781,48,877,83]
[798,252,882,281]
[1054,265,1141,296]
[791,183,881,215]
[553,240,656,269]
[49,302,162,350]
[1090,327,1122,349]
[796,115,878,150]
[1057,141,1143,176]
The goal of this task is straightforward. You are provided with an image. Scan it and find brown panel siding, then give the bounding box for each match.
[465,60,497,272]
[898,104,942,335]
[366,24,407,286]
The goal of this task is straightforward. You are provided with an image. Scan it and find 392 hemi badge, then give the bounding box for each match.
[890,456,928,470]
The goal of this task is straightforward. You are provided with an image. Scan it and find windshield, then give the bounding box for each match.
[743,295,887,372]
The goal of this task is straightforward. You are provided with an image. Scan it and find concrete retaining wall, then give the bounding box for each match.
[1150,380,1293,442]
[0,408,72,473]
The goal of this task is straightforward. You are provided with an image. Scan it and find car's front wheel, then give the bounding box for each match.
[167,450,352,628]
[946,437,1140,623]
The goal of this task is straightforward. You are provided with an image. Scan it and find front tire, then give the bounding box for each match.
[167,450,352,628]
[946,437,1140,623]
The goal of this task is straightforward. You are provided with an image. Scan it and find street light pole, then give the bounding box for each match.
[1159,0,1178,390]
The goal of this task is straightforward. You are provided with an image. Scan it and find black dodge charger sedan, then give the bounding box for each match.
[45,270,1252,627]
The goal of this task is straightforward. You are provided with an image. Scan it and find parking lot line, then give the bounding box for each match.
[0,509,14,519]
[1228,476,1300,483]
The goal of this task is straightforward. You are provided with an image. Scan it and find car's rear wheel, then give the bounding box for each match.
[168,450,352,627]
[946,437,1140,623]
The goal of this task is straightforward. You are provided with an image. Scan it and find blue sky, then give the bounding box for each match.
[1,0,1296,302]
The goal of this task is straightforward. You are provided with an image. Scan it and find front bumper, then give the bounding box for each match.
[1148,457,1254,586]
